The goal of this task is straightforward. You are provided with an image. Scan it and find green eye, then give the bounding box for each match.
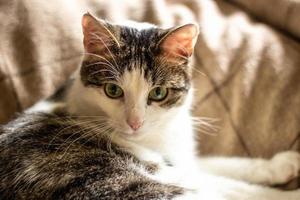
[104,83,123,98]
[148,87,168,101]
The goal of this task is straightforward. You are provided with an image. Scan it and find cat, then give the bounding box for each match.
[0,13,300,200]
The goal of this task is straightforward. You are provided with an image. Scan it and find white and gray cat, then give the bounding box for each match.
[1,13,300,199]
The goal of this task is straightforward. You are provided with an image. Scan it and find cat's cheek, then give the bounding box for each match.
[147,105,166,116]
[96,93,124,117]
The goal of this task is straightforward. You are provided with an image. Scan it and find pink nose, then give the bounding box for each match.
[127,119,143,131]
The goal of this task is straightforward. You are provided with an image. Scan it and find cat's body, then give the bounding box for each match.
[1,13,300,199]
[0,111,185,199]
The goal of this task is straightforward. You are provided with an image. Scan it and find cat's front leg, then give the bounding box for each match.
[198,151,300,186]
[174,172,300,200]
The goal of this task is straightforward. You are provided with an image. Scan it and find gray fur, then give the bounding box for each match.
[0,112,184,199]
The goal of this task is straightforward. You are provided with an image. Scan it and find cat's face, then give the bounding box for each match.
[77,13,198,140]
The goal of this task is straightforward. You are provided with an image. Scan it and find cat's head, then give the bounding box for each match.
[71,13,198,140]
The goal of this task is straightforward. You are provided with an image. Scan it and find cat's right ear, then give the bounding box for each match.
[82,13,119,55]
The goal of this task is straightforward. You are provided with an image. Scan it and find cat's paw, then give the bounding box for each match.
[268,151,300,185]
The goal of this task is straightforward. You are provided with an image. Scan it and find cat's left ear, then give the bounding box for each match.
[158,24,199,61]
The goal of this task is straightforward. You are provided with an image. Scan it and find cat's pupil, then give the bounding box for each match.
[155,88,162,97]
[109,85,117,95]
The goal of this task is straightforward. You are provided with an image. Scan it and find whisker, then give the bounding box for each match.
[90,69,119,77]
[192,67,207,77]
[47,119,106,148]
[191,116,220,136]
[83,52,115,69]
[91,26,121,48]
[194,127,218,136]
[58,123,109,158]
[85,61,117,71]
[90,32,119,69]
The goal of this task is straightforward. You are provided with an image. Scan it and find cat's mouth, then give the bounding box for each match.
[109,121,146,140]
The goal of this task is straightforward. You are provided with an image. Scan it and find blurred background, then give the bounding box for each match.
[0,0,300,186]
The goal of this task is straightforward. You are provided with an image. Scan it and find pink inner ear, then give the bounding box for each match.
[163,35,193,57]
[160,24,199,59]
[82,13,101,37]
[81,13,112,54]
[82,14,92,30]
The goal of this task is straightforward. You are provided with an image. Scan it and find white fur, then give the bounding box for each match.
[65,68,197,167]
[26,100,65,113]
[198,151,300,186]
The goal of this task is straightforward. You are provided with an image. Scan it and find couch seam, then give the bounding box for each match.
[194,39,251,157]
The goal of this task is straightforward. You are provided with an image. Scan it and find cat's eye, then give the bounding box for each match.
[104,83,123,99]
[148,87,168,101]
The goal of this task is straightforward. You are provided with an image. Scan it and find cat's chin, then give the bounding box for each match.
[116,131,146,141]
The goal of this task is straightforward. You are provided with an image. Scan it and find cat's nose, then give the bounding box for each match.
[127,118,143,131]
